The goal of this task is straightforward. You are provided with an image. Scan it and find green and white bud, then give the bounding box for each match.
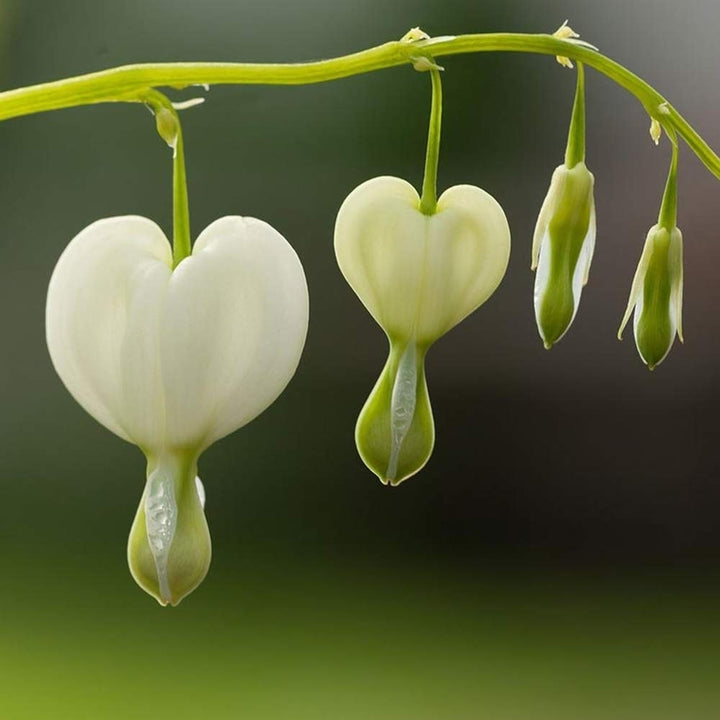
[335,176,510,485]
[532,62,596,349]
[618,224,683,370]
[532,161,596,348]
[618,139,682,370]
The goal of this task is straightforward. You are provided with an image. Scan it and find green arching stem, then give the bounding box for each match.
[564,62,586,168]
[419,68,442,215]
[658,138,679,230]
[0,33,718,180]
[143,91,192,266]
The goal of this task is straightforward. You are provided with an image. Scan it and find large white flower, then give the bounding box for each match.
[46,215,308,605]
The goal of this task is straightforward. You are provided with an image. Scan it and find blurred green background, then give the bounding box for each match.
[2,1,720,718]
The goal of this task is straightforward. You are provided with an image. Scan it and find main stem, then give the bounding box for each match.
[419,69,442,215]
[0,33,718,180]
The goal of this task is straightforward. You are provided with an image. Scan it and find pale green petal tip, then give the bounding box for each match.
[128,456,211,607]
[355,342,435,486]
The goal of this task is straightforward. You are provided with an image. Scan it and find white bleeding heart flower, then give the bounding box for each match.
[335,176,510,486]
[46,215,308,605]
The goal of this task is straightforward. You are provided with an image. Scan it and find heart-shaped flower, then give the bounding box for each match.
[46,215,308,604]
[335,176,510,485]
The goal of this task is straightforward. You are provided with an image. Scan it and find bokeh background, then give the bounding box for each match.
[2,1,720,718]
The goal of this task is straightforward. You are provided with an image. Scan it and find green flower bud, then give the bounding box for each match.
[531,161,596,348]
[618,224,683,370]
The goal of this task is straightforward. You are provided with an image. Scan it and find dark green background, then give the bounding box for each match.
[2,1,720,718]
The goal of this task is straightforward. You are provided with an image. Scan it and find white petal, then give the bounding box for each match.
[47,215,308,454]
[420,185,511,340]
[618,225,656,340]
[334,176,510,345]
[161,216,309,448]
[335,177,424,336]
[195,476,206,509]
[579,201,597,287]
[46,216,171,447]
[531,165,564,271]
[669,227,684,342]
[533,228,552,317]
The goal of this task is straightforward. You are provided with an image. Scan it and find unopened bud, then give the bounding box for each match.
[618,224,683,370]
[532,161,596,348]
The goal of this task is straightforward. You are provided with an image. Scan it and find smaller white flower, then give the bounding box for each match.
[335,176,510,485]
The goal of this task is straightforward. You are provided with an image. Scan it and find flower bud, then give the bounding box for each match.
[335,176,510,484]
[618,224,683,370]
[531,161,596,348]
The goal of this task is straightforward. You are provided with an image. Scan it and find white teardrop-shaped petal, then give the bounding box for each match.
[161,216,309,448]
[46,215,308,454]
[618,228,653,341]
[334,176,510,345]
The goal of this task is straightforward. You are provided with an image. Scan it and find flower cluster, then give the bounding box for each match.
[531,55,683,370]
[43,29,692,605]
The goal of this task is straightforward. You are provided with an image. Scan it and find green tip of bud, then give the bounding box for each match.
[355,341,435,486]
[636,309,673,370]
[536,278,576,347]
[128,455,211,606]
